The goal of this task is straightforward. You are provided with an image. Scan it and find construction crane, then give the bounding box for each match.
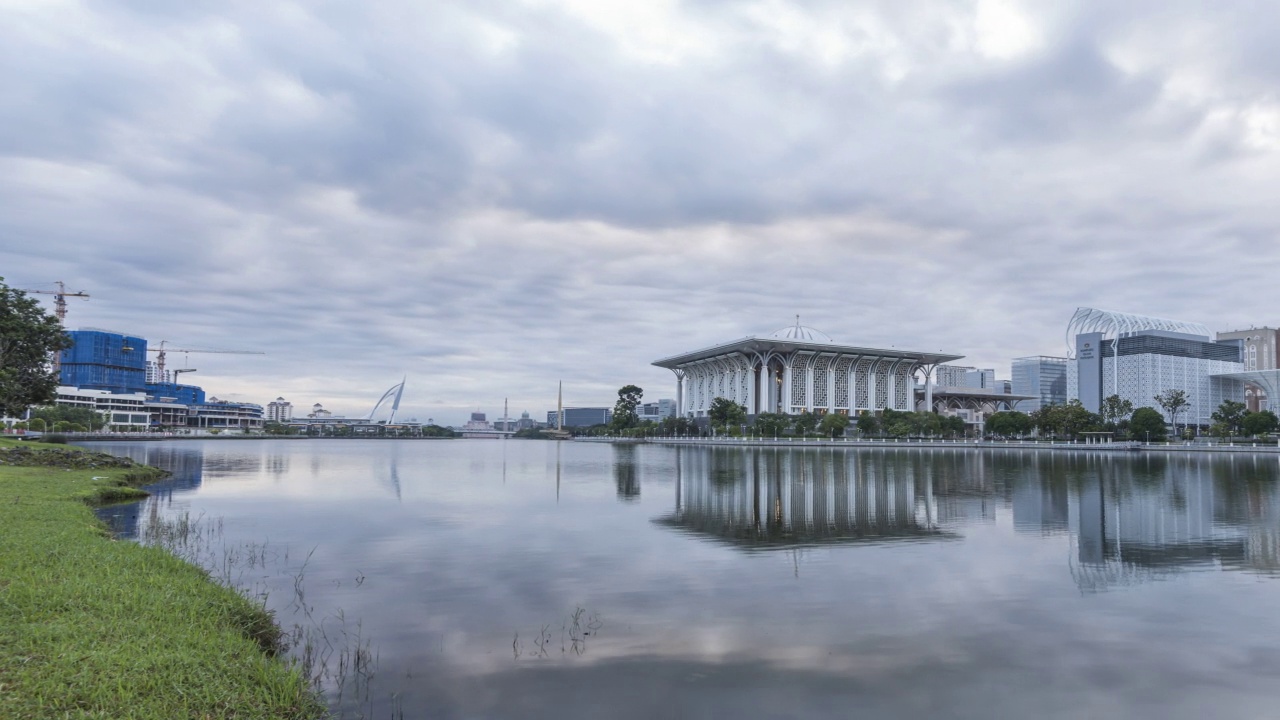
[22,281,90,323]
[22,281,90,373]
[148,340,265,381]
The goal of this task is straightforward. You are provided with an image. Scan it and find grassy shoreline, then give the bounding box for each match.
[0,438,326,719]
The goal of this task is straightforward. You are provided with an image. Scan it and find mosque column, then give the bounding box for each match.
[674,371,685,417]
[868,358,883,411]
[804,356,815,412]
[848,355,862,414]
[748,362,758,415]
[766,364,777,413]
[887,362,898,410]
[827,357,837,414]
[778,353,788,412]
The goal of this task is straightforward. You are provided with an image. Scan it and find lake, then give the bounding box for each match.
[89,439,1280,719]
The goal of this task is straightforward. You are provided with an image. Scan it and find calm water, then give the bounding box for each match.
[89,439,1280,719]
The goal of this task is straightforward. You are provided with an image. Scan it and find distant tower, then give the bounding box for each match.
[503,397,509,432]
[557,381,563,431]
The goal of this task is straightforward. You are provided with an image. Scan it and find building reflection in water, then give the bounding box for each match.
[1068,453,1280,590]
[656,447,1280,584]
[614,444,641,502]
[95,445,207,539]
[655,447,973,549]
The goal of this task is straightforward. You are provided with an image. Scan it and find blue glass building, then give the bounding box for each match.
[144,382,207,405]
[59,330,148,394]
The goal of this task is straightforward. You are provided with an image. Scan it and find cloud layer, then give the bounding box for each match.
[4,0,1279,423]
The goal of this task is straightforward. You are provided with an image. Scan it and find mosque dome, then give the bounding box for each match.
[769,317,833,343]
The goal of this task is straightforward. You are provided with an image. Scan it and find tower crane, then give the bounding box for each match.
[22,281,90,373]
[148,340,265,382]
[22,281,90,323]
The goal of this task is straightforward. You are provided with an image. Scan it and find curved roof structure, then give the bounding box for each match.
[769,318,833,343]
[1066,307,1211,356]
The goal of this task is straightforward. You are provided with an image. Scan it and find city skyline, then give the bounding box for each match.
[6,2,1280,426]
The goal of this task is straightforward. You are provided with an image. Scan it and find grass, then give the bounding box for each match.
[0,437,327,719]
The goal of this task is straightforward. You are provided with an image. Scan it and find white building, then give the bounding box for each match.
[55,387,154,428]
[652,320,962,418]
[266,397,293,422]
[936,365,997,390]
[1066,308,1244,428]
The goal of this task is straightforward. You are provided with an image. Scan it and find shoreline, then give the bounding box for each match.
[575,436,1280,454]
[0,439,325,719]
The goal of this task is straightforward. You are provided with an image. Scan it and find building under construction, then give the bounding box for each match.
[54,329,264,430]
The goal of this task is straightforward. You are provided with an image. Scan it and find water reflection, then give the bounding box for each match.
[94,444,206,538]
[657,447,1280,587]
[1067,453,1280,590]
[657,447,958,548]
[80,440,1280,719]
[613,444,641,502]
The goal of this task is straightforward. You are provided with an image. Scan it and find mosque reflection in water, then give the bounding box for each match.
[649,446,1280,588]
[653,446,959,547]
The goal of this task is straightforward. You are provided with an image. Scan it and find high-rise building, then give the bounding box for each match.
[1217,328,1279,371]
[1011,356,1068,413]
[936,365,997,390]
[266,397,293,422]
[59,329,148,394]
[1216,328,1278,410]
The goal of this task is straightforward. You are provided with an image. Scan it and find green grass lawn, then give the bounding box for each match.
[0,438,326,719]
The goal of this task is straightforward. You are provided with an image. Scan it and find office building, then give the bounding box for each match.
[547,407,613,427]
[1011,356,1069,413]
[936,366,997,390]
[1217,328,1279,411]
[1066,308,1243,428]
[638,399,677,422]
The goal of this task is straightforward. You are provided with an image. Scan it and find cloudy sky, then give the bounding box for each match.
[4,0,1279,424]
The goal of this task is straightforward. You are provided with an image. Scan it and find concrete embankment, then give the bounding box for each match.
[0,438,325,720]
[576,436,1280,454]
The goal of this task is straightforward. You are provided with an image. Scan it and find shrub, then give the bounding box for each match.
[40,433,69,444]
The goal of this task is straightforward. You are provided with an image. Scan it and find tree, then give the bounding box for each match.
[986,411,1031,438]
[0,278,73,418]
[1099,395,1134,429]
[943,414,968,438]
[1130,407,1167,442]
[30,405,107,431]
[1242,410,1279,437]
[611,384,644,431]
[792,411,819,435]
[658,415,697,436]
[753,412,790,437]
[28,418,46,432]
[1153,389,1190,436]
[818,412,850,437]
[855,413,878,436]
[1031,400,1100,440]
[707,397,747,432]
[1211,400,1248,436]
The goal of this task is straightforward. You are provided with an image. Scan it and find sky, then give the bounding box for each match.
[4,0,1279,425]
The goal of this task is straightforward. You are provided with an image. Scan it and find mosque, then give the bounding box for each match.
[652,319,962,419]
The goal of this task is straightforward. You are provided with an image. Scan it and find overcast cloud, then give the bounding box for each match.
[3,0,1279,424]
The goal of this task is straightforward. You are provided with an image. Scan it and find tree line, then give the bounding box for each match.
[985,394,1279,441]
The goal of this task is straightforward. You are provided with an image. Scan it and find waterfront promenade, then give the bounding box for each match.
[576,435,1280,454]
